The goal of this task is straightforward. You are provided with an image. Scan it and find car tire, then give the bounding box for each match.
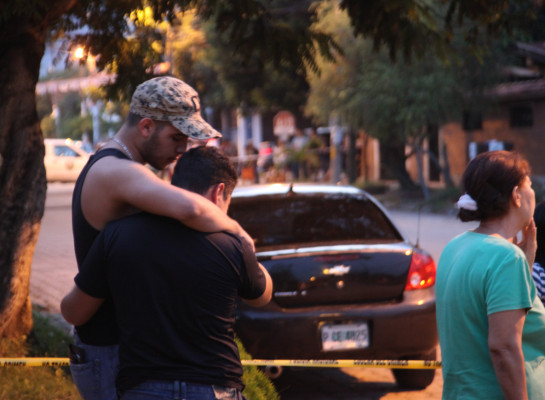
[391,348,437,389]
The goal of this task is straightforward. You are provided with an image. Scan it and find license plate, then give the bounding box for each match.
[321,322,369,351]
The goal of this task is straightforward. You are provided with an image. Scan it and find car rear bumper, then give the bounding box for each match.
[235,287,437,360]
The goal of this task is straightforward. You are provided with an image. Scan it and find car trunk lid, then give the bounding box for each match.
[257,243,413,308]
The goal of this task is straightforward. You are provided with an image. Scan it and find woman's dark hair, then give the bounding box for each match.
[458,151,531,222]
[535,202,545,266]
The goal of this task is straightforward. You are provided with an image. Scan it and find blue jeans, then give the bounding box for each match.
[121,380,246,400]
[70,330,119,400]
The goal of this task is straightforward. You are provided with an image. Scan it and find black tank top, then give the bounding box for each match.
[71,148,129,345]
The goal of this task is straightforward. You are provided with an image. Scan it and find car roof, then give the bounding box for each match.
[44,138,90,157]
[232,183,364,198]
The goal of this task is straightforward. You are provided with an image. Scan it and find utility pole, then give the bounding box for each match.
[329,113,343,184]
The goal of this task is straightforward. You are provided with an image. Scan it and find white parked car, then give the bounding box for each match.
[44,138,90,182]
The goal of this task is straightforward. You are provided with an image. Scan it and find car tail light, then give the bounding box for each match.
[405,251,436,291]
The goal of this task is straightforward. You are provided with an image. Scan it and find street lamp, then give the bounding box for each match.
[72,44,102,145]
[73,46,85,60]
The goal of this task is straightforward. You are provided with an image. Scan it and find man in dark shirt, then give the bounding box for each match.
[69,76,253,400]
[62,146,272,399]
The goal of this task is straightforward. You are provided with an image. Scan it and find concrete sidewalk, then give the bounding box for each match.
[30,183,76,313]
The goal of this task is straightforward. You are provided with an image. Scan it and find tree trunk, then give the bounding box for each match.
[440,143,455,188]
[0,0,77,339]
[0,20,49,338]
[381,140,416,190]
[415,142,430,201]
[346,130,357,183]
[360,132,369,181]
[425,144,455,188]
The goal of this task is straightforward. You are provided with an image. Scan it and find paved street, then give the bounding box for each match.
[31,182,470,399]
[384,209,478,263]
[31,183,476,314]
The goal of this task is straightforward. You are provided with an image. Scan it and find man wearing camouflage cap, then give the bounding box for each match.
[66,76,253,400]
[130,76,220,141]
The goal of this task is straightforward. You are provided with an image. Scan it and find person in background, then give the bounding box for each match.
[242,142,259,183]
[220,138,238,159]
[288,128,307,180]
[62,146,272,400]
[532,201,545,303]
[68,76,253,400]
[271,139,289,182]
[304,128,323,181]
[436,150,545,400]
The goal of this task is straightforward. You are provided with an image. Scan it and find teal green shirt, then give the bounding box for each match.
[436,231,545,399]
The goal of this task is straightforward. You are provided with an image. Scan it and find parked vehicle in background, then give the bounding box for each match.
[228,183,438,389]
[44,138,90,182]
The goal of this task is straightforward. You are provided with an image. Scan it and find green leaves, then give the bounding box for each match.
[339,0,537,63]
[10,0,539,105]
[305,2,496,143]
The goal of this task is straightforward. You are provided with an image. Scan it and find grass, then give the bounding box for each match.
[0,306,279,400]
[0,308,79,400]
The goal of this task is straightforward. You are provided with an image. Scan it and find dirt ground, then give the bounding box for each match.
[273,359,443,399]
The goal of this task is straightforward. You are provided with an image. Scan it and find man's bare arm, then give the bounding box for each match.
[82,158,254,247]
[61,286,105,326]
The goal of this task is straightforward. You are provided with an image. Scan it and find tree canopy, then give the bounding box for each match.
[26,0,539,101]
[0,0,541,338]
[304,0,528,189]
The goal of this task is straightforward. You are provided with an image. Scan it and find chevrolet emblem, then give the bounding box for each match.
[323,264,351,276]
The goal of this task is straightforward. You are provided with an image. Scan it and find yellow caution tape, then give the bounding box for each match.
[0,358,70,367]
[0,358,441,369]
[243,359,441,369]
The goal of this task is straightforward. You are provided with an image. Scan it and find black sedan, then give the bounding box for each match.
[228,183,438,389]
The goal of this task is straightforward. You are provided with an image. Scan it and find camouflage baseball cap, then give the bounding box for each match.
[130,76,221,140]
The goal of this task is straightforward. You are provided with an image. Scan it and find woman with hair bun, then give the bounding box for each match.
[436,150,545,400]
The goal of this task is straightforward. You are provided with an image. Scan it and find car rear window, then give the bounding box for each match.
[228,193,402,248]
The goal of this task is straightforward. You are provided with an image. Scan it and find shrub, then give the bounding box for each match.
[238,338,280,400]
[0,309,279,400]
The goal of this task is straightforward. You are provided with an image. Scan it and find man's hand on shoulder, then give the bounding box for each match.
[82,152,253,237]
[235,222,255,252]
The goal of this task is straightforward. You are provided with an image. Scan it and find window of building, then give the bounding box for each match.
[509,105,533,127]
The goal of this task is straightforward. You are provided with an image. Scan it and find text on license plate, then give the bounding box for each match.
[321,322,369,351]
